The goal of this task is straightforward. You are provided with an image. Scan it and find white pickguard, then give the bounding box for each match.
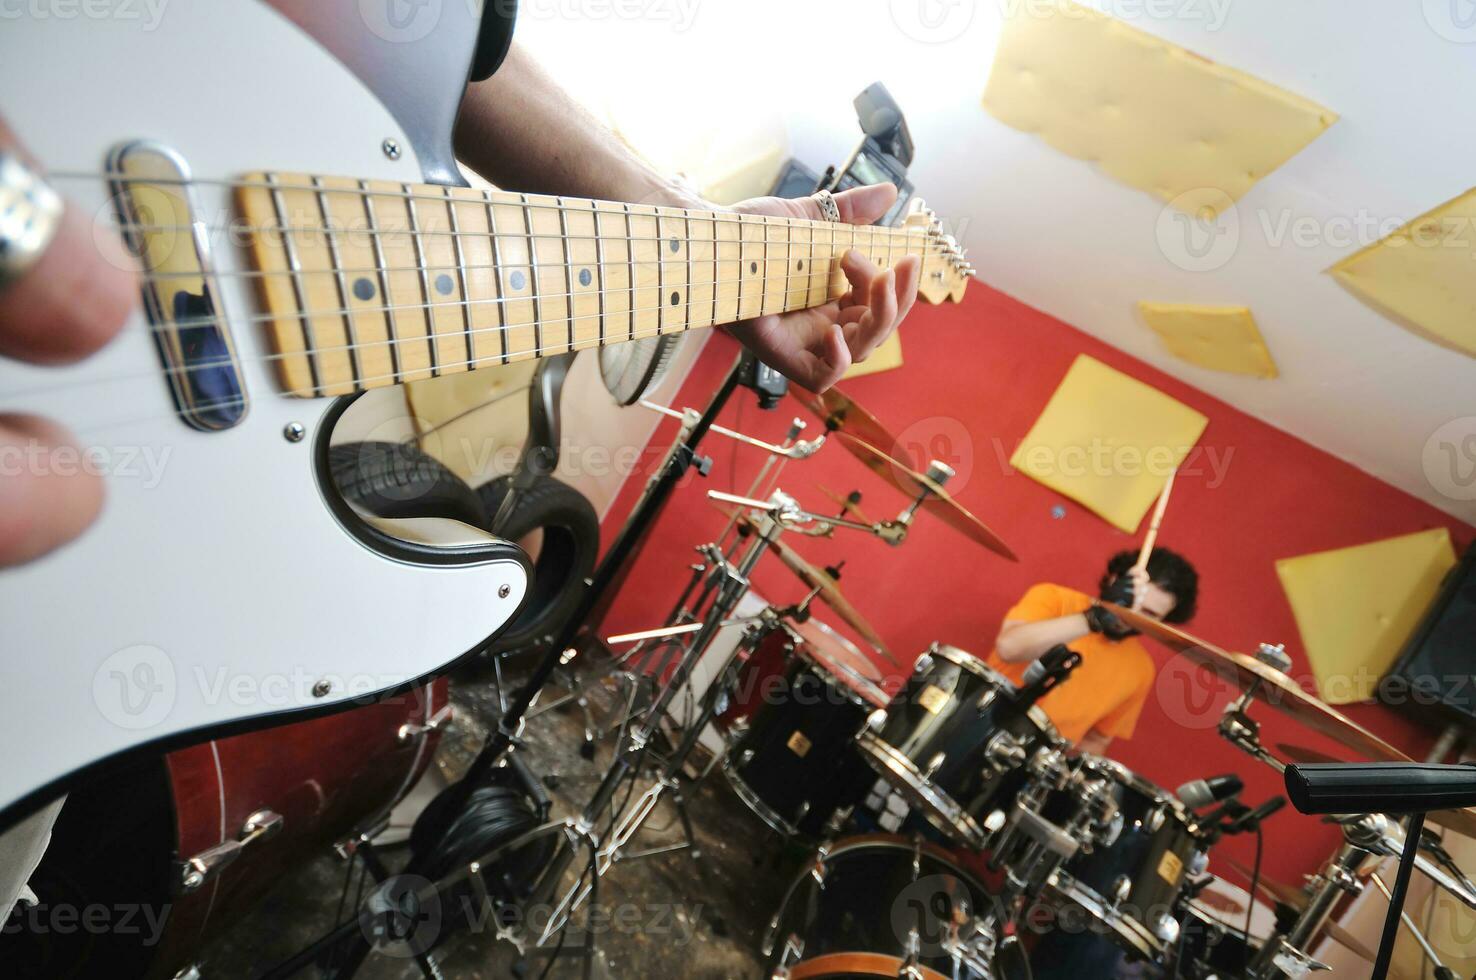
[0,3,528,825]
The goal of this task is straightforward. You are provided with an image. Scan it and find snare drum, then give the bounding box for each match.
[1048,758,1208,960]
[857,644,1060,848]
[1172,879,1274,979]
[766,835,1021,980]
[724,619,889,839]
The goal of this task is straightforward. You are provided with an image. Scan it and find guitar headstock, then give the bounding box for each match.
[905,198,972,304]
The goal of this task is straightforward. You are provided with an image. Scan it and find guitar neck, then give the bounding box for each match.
[234,174,966,397]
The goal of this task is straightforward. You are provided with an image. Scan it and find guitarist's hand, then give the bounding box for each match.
[0,119,139,566]
[724,183,920,392]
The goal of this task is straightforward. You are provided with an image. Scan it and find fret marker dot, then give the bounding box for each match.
[578,268,592,287]
[435,274,454,296]
[509,270,526,290]
[670,291,680,306]
[669,237,680,253]
[797,259,804,271]
[750,261,758,274]
[352,277,375,301]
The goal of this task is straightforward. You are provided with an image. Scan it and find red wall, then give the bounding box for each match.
[595,281,1474,886]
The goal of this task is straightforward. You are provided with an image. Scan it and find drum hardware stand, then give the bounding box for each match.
[524,409,816,732]
[524,494,798,945]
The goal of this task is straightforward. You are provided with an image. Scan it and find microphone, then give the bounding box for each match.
[1177,774,1245,810]
[1017,645,1081,708]
[1285,762,1476,816]
[1224,795,1286,834]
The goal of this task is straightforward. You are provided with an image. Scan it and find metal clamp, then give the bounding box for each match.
[177,808,284,893]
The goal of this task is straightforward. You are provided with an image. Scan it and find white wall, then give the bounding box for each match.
[516,0,1476,525]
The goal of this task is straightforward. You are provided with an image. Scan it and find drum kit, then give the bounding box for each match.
[566,381,1476,980]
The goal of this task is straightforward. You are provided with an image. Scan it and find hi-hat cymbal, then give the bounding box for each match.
[1224,856,1308,912]
[794,386,903,455]
[1110,607,1408,764]
[1277,743,1476,839]
[835,434,1018,562]
[718,504,896,665]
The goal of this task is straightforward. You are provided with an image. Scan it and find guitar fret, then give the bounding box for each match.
[520,194,544,357]
[561,197,601,350]
[621,202,638,342]
[591,200,607,346]
[359,182,403,382]
[311,177,363,390]
[484,195,510,364]
[443,188,476,372]
[555,197,576,350]
[403,187,440,377]
[490,195,536,360]
[266,174,322,397]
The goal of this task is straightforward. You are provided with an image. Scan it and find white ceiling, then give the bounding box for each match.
[519,0,1475,524]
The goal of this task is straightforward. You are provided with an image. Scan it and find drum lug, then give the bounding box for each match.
[865,708,887,732]
[175,808,284,893]
[923,752,946,779]
[1145,804,1167,833]
[1153,910,1180,946]
[396,703,453,744]
[985,731,1027,773]
[913,653,933,675]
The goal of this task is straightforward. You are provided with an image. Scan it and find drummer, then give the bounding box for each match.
[985,548,1199,754]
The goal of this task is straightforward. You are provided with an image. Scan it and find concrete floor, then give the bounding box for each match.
[204,657,804,979]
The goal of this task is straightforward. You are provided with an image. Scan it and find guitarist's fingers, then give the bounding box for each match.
[0,126,138,365]
[0,413,105,567]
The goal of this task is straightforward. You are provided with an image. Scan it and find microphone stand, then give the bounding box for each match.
[1371,815,1424,980]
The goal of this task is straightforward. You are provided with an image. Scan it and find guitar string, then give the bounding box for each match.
[49,170,953,232]
[1,258,933,407]
[60,315,834,435]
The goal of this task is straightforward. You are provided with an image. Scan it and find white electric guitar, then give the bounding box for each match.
[0,1,970,829]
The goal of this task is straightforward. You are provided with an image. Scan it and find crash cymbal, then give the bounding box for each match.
[1278,744,1476,839]
[718,505,896,665]
[794,386,903,455]
[1224,857,1308,912]
[834,435,1018,562]
[1110,607,1408,764]
[815,484,876,526]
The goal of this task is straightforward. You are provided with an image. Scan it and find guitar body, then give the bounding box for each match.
[0,2,529,827]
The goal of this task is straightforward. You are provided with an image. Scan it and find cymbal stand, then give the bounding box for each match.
[524,492,804,945]
[526,412,818,729]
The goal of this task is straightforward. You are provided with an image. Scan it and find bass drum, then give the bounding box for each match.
[724,619,888,840]
[857,644,1059,848]
[1046,758,1208,961]
[7,680,449,979]
[765,835,1027,980]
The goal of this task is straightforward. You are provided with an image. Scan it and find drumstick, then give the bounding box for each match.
[1134,467,1177,573]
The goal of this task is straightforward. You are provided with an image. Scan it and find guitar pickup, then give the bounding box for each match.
[110,141,247,430]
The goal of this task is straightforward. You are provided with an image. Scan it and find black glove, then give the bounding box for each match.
[1085,603,1139,640]
[1100,574,1136,608]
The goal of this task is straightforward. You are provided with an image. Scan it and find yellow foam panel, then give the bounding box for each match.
[843,328,904,380]
[982,0,1337,216]
[1010,354,1208,533]
[1276,528,1457,705]
[1329,187,1476,359]
[1138,302,1279,379]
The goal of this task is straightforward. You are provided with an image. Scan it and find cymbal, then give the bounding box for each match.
[1109,607,1408,764]
[835,434,1018,562]
[815,484,877,526]
[1322,918,1379,962]
[794,386,903,455]
[720,505,896,665]
[1224,856,1308,912]
[1278,743,1476,839]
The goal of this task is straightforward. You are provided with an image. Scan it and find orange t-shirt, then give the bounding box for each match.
[984,583,1156,745]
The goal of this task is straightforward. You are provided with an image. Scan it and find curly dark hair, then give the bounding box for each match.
[1100,547,1199,623]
